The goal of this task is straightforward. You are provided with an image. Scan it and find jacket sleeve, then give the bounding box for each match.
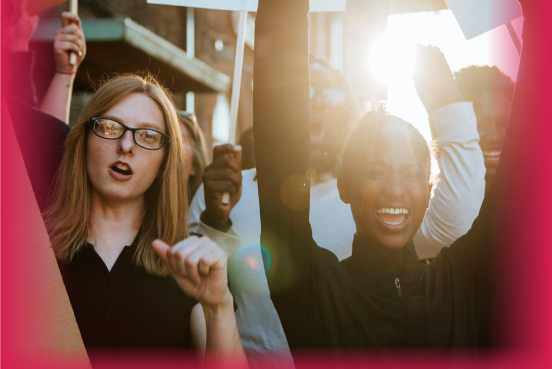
[7,51,38,107]
[414,102,486,259]
[254,0,315,345]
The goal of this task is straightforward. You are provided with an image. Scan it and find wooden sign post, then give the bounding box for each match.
[222,10,248,204]
[69,0,78,65]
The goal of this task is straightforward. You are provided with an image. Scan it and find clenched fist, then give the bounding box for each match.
[54,12,86,74]
[412,44,463,114]
[203,144,243,224]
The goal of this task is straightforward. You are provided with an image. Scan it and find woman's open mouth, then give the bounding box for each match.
[482,150,501,169]
[376,207,410,229]
[482,150,501,158]
[109,162,133,181]
[111,163,132,176]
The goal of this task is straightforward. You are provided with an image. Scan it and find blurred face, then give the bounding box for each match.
[309,63,351,173]
[87,93,167,205]
[473,91,510,187]
[342,125,432,256]
[179,121,195,183]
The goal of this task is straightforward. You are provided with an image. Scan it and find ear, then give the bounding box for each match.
[337,175,351,204]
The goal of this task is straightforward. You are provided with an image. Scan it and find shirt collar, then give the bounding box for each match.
[347,232,418,276]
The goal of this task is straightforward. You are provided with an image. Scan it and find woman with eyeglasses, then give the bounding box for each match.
[44,74,246,366]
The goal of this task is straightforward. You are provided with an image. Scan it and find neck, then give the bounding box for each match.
[88,189,145,251]
[354,231,398,261]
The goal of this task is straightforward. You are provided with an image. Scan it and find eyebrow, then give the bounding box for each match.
[103,115,165,132]
[363,161,425,169]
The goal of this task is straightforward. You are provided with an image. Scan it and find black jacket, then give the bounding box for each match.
[253,0,507,353]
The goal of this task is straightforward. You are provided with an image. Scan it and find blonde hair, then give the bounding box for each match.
[45,74,188,276]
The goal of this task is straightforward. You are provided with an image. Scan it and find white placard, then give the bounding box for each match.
[446,0,522,40]
[147,0,347,12]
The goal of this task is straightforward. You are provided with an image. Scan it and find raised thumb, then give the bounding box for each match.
[152,239,170,263]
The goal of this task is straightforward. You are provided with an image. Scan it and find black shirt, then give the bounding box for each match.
[58,235,197,349]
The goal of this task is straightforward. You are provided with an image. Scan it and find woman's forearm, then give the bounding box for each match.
[39,72,74,124]
[202,292,247,368]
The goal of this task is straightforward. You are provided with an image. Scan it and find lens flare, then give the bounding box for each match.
[260,244,276,277]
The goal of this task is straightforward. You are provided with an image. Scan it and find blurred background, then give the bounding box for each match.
[28,0,523,156]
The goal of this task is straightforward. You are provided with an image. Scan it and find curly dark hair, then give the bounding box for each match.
[454,65,515,103]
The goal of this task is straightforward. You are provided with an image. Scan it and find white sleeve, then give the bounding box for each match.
[196,221,241,257]
[414,101,486,259]
[188,183,207,232]
[188,184,241,257]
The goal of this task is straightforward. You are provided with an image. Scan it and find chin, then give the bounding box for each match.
[100,187,140,203]
[379,235,411,251]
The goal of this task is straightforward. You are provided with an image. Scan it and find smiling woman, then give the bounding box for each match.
[254,0,523,354]
[337,108,437,255]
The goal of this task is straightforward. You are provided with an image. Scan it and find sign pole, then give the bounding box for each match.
[506,22,522,55]
[68,0,78,65]
[222,10,247,205]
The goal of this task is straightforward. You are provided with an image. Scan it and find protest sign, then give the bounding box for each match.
[446,0,522,40]
[147,0,347,12]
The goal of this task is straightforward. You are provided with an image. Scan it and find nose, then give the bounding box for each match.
[384,172,406,198]
[118,130,135,155]
[310,89,326,110]
[487,122,504,146]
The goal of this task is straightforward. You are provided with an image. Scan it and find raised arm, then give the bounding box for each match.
[39,12,86,124]
[412,45,486,259]
[5,0,39,107]
[254,0,313,341]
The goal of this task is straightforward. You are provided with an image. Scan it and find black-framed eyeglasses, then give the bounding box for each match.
[309,86,349,107]
[88,117,171,150]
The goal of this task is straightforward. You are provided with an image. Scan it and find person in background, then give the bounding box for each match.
[45,74,246,367]
[4,0,86,122]
[189,36,484,369]
[3,0,39,106]
[455,65,515,192]
[39,11,87,123]
[177,111,208,201]
[5,2,86,212]
[453,65,515,348]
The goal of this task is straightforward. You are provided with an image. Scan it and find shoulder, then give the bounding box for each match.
[8,96,70,157]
